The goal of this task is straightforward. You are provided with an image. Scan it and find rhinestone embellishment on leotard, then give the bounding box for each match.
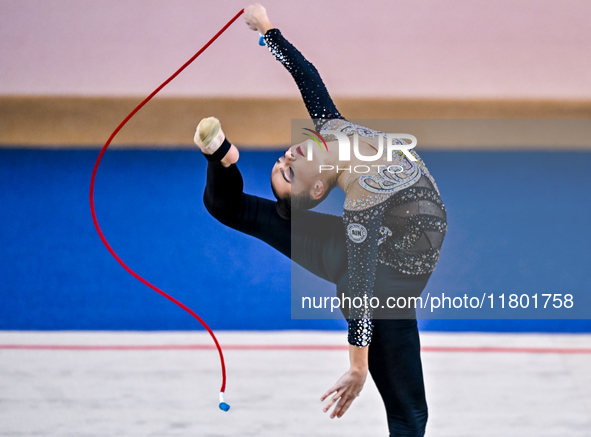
[264,28,447,348]
[358,162,421,195]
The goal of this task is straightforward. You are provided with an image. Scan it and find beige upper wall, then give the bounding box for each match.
[1,0,590,99]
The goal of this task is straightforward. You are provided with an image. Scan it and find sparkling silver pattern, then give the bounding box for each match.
[358,161,421,195]
[340,123,447,347]
[264,28,446,348]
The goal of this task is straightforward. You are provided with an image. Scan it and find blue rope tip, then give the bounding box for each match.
[219,402,230,412]
[258,35,266,46]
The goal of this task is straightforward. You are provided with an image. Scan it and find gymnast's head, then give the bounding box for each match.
[270,141,338,219]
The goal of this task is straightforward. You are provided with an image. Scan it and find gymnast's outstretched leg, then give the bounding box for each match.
[195,116,429,436]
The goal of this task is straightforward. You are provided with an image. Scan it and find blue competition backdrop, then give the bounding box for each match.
[1,149,590,332]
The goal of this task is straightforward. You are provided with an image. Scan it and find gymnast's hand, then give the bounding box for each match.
[244,3,274,34]
[321,367,367,419]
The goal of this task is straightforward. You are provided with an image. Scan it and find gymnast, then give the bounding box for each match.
[194,4,447,436]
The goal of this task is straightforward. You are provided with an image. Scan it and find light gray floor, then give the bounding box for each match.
[1,331,591,437]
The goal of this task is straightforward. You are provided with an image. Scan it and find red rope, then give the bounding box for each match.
[89,9,245,396]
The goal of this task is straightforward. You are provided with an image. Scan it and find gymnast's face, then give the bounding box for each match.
[271,150,292,199]
[270,143,323,200]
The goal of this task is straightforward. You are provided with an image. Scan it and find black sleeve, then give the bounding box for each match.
[263,28,344,131]
[203,159,291,258]
[342,201,387,347]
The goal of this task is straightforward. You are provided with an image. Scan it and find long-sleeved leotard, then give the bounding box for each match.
[201,28,438,435]
[264,29,447,347]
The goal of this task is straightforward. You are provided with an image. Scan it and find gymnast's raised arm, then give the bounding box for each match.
[245,4,344,131]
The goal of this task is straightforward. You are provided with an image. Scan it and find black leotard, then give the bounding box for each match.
[201,28,446,436]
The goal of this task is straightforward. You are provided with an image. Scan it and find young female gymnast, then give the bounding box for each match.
[194,4,447,436]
